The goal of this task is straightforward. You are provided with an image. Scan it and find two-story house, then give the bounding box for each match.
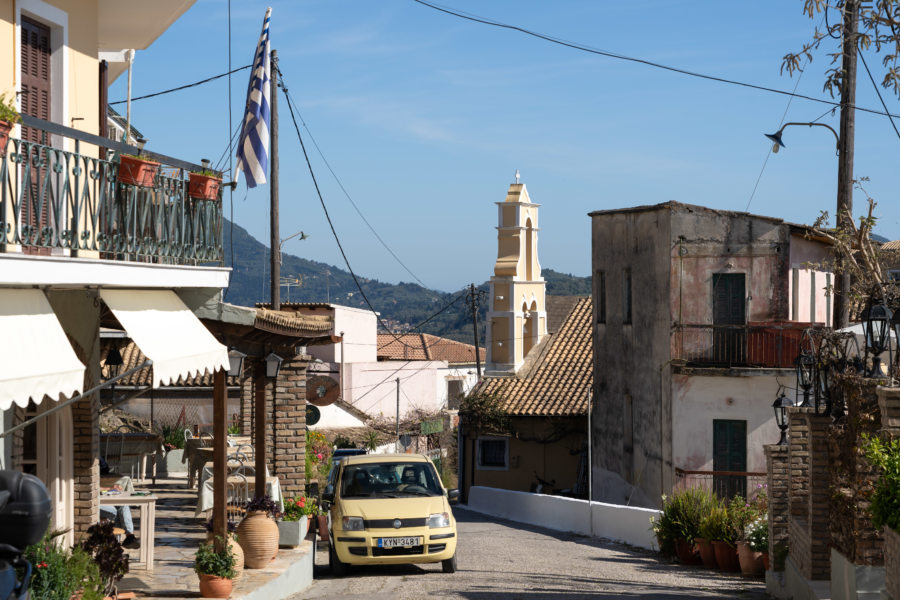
[590,201,832,507]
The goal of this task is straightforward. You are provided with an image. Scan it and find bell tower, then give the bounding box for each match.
[485,176,547,375]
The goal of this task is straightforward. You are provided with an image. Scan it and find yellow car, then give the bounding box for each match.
[322,453,460,575]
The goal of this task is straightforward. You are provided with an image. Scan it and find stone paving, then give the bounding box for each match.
[118,476,312,599]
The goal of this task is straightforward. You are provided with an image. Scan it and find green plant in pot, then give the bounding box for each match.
[195,537,235,598]
[80,521,129,599]
[700,506,740,572]
[26,529,103,600]
[0,92,21,157]
[650,488,716,563]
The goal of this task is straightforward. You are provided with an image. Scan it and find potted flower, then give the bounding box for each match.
[277,496,313,548]
[26,529,103,600]
[188,169,222,200]
[117,154,159,187]
[236,495,279,568]
[738,515,768,576]
[650,488,713,565]
[204,518,244,578]
[699,506,740,572]
[80,521,130,599]
[0,92,21,157]
[315,500,329,541]
[195,537,235,598]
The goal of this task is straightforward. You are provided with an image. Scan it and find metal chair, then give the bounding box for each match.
[226,473,250,524]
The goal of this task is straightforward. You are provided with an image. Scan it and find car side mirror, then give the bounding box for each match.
[322,484,334,504]
[447,489,460,504]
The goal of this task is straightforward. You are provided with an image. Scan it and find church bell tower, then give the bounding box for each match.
[485,175,547,375]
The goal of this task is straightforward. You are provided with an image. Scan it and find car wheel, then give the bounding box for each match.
[329,541,348,576]
[441,553,457,573]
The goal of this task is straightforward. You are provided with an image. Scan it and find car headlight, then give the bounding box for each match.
[428,512,450,528]
[342,516,364,531]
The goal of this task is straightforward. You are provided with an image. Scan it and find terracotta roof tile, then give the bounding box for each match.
[475,297,592,416]
[376,334,484,363]
[101,340,237,387]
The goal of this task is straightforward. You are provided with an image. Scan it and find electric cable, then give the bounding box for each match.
[410,0,900,120]
[110,64,251,105]
[859,49,900,142]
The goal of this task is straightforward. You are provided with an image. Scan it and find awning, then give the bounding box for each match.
[0,289,85,410]
[100,289,228,387]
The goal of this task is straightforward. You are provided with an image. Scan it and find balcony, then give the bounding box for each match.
[672,322,822,368]
[0,115,223,266]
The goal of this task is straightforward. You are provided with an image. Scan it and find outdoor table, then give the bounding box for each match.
[182,436,252,488]
[100,433,163,483]
[100,474,134,493]
[100,491,158,570]
[197,460,269,490]
[195,474,282,516]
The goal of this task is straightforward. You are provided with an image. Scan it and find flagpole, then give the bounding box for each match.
[270,48,280,311]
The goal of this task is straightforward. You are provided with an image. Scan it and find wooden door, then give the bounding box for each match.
[20,16,52,254]
[712,273,746,364]
[712,419,747,500]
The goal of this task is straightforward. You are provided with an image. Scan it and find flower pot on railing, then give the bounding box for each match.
[188,172,222,200]
[117,155,160,187]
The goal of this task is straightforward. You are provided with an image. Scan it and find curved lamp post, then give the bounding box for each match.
[764,122,840,155]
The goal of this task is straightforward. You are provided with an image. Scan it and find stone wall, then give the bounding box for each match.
[765,444,789,570]
[885,527,900,600]
[72,395,99,536]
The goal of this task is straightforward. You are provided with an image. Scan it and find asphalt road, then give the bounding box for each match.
[295,507,770,600]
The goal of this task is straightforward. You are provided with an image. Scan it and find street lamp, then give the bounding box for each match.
[772,391,794,445]
[265,353,283,379]
[862,302,892,378]
[105,344,124,405]
[227,349,246,378]
[279,230,309,265]
[764,122,840,155]
[796,352,815,407]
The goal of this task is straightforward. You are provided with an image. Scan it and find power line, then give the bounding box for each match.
[410,0,900,120]
[110,64,252,106]
[859,49,900,142]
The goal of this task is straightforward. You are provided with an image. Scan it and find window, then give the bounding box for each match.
[713,419,747,500]
[476,437,509,470]
[447,379,463,410]
[623,268,632,324]
[596,270,606,324]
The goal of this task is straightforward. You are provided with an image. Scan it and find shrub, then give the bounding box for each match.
[864,434,900,531]
[0,93,21,124]
[26,530,103,600]
[195,537,235,579]
[745,516,768,552]
[699,506,735,545]
[305,430,332,483]
[728,495,758,540]
[281,496,315,521]
[245,494,279,518]
[80,521,128,599]
[651,488,719,556]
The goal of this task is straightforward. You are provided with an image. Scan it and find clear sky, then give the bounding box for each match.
[109,1,900,293]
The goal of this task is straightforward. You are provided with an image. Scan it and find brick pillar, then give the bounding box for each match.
[787,407,812,577]
[72,395,99,536]
[765,444,789,570]
[806,412,832,580]
[271,354,309,497]
[878,386,900,434]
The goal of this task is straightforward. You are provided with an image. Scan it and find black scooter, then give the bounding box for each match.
[0,471,52,600]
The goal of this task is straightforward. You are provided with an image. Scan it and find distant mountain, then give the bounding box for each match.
[222,220,590,343]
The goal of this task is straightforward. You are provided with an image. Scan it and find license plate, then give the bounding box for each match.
[377,536,422,548]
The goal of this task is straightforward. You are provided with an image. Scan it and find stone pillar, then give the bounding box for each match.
[271,355,309,497]
[765,444,789,570]
[806,412,832,580]
[878,386,900,434]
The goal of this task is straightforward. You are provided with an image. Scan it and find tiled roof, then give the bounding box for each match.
[475,297,592,416]
[546,296,586,334]
[881,239,900,250]
[377,334,484,364]
[101,339,237,387]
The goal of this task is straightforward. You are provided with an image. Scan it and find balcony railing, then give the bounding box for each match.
[672,322,821,368]
[674,467,768,501]
[0,115,223,265]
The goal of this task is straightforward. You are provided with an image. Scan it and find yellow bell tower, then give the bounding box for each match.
[485,176,547,375]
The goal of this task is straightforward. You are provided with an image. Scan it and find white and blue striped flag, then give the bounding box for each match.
[234,7,272,188]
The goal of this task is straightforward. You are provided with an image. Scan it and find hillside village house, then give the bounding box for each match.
[589,201,832,508]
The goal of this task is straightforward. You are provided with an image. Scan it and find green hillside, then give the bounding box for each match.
[223,220,589,343]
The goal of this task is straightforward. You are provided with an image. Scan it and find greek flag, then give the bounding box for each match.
[234,7,272,188]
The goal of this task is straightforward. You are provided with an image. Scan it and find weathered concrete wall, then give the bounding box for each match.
[591,206,672,507]
[671,372,785,472]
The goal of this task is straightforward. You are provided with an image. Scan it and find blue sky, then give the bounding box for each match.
[110,1,900,293]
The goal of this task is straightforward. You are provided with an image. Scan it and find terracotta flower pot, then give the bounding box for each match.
[237,511,279,568]
[317,514,328,541]
[675,539,701,565]
[118,155,160,187]
[198,573,233,598]
[712,540,741,572]
[188,172,221,200]
[695,538,718,569]
[205,532,244,579]
[0,120,11,157]
[736,541,764,577]
[762,552,770,572]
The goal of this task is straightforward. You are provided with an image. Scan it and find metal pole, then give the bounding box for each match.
[125,50,134,144]
[270,49,280,311]
[469,283,482,378]
[98,60,108,160]
[396,377,400,452]
[834,0,858,329]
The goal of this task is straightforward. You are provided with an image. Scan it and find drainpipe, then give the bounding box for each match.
[125,49,135,143]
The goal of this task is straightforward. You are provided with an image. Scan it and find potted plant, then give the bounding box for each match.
[277,496,313,548]
[188,169,222,200]
[315,500,329,542]
[699,506,739,572]
[0,92,21,157]
[117,154,159,188]
[236,495,279,568]
[156,424,188,475]
[738,515,768,576]
[650,488,713,564]
[204,518,244,578]
[25,529,103,600]
[865,434,900,600]
[80,521,130,599]
[194,537,235,599]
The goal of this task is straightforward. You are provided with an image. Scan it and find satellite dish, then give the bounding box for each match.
[306,404,321,426]
[306,375,340,407]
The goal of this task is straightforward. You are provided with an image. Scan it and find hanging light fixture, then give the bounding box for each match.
[795,352,815,407]
[862,302,892,378]
[227,349,246,378]
[772,391,794,445]
[265,353,283,379]
[105,345,124,379]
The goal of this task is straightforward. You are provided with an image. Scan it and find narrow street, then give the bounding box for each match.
[296,508,769,600]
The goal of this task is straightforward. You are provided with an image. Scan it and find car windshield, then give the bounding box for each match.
[340,461,443,498]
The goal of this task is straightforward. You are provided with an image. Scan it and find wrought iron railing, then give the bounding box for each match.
[672,322,822,368]
[674,467,768,501]
[0,115,223,265]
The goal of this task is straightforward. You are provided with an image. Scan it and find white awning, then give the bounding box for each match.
[100,289,228,387]
[0,289,85,410]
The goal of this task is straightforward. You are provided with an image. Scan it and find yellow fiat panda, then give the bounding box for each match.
[322,453,459,575]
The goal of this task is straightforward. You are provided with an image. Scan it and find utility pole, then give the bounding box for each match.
[834,0,859,329]
[269,49,280,311]
[466,283,483,378]
[395,377,400,452]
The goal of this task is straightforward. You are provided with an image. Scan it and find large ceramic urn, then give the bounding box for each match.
[237,511,279,568]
